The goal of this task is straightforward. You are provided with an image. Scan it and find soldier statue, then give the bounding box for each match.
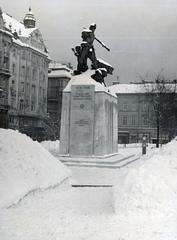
[72,23,97,74]
[72,23,113,86]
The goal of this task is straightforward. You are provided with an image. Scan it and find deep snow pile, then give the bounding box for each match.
[0,129,70,209]
[115,138,177,216]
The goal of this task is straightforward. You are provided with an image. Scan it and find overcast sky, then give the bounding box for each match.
[1,0,177,84]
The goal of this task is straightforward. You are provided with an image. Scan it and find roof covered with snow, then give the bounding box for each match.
[2,12,36,38]
[1,11,49,57]
[48,69,71,79]
[109,83,177,94]
[48,62,72,79]
[49,62,71,72]
[109,83,147,94]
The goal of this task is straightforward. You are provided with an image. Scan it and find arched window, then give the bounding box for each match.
[31,100,35,111]
[19,99,24,111]
[21,66,25,76]
[12,63,16,75]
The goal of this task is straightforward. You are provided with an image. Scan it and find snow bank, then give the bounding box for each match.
[115,138,177,216]
[0,129,71,209]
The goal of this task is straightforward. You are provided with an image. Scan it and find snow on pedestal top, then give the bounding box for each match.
[0,129,71,209]
[64,70,117,97]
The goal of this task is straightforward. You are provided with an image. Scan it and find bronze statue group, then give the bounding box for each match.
[72,23,114,87]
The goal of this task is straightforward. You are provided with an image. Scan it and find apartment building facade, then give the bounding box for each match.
[47,62,71,139]
[109,83,162,144]
[0,7,12,128]
[0,7,50,139]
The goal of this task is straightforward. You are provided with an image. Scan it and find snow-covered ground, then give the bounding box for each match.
[1,129,177,239]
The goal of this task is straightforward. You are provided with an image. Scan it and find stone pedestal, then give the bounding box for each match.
[59,70,118,157]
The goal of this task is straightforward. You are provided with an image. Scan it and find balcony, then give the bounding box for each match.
[0,96,9,110]
[0,68,11,76]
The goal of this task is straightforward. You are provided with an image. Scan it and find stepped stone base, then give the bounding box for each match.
[59,71,118,157]
[57,153,141,169]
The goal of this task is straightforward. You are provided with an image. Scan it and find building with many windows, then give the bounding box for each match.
[0,8,12,128]
[109,83,158,144]
[0,7,50,139]
[47,62,72,139]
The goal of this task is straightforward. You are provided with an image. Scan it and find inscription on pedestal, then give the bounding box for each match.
[70,85,95,155]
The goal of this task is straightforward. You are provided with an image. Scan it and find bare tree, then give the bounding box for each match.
[142,73,177,147]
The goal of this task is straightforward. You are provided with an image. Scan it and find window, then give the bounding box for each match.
[43,89,45,98]
[131,103,137,111]
[131,135,137,142]
[21,82,25,92]
[32,85,36,95]
[50,87,58,98]
[21,66,25,77]
[123,103,128,111]
[26,83,30,94]
[32,69,36,81]
[13,48,16,57]
[142,102,149,112]
[4,43,7,54]
[0,51,2,65]
[32,54,35,64]
[142,114,148,126]
[40,72,43,82]
[9,116,14,123]
[123,116,128,125]
[28,52,31,61]
[31,101,35,111]
[12,63,16,75]
[26,99,29,109]
[131,115,136,126]
[19,99,24,111]
[40,87,42,96]
[22,50,26,59]
[3,56,9,69]
[27,67,30,78]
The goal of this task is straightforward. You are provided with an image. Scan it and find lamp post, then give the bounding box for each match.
[142,135,147,155]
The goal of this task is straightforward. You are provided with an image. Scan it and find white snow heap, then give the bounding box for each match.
[115,138,177,216]
[0,129,71,209]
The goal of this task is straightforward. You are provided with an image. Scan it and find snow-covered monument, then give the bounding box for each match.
[59,23,118,157]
